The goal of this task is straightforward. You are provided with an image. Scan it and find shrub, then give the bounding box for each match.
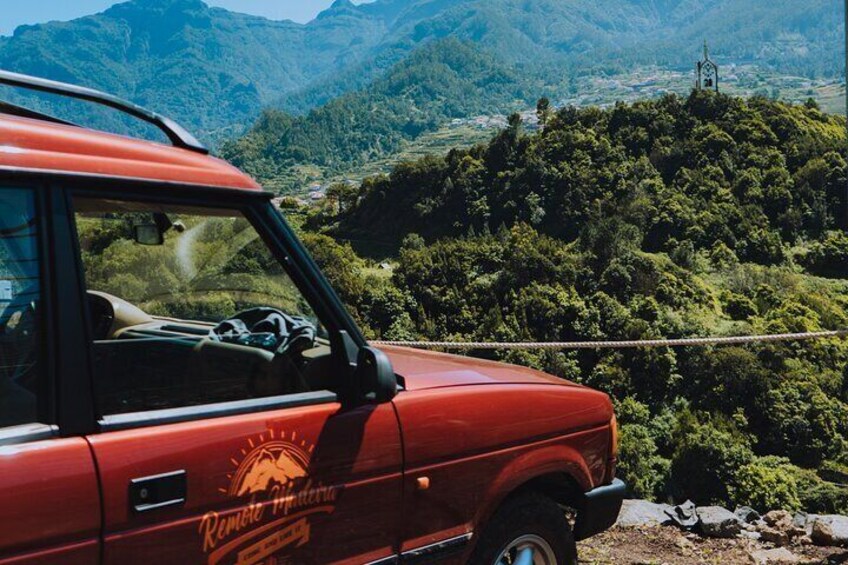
[670,240,696,269]
[684,347,767,415]
[753,376,848,467]
[615,396,651,426]
[736,457,848,514]
[799,479,848,514]
[670,416,754,504]
[617,423,671,500]
[737,227,786,265]
[723,292,758,320]
[730,458,801,512]
[802,231,848,278]
[819,460,848,484]
[710,241,738,269]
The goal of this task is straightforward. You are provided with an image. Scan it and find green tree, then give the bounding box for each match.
[536,97,551,127]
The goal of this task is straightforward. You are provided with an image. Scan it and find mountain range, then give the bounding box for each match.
[221,38,543,189]
[0,0,842,143]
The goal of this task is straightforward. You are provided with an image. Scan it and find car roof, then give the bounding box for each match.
[0,113,262,191]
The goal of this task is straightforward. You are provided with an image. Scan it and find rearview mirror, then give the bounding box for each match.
[354,346,397,402]
[133,223,164,246]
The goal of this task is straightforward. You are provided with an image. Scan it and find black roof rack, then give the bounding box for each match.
[0,69,208,154]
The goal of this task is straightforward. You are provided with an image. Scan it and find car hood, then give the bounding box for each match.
[380,345,582,391]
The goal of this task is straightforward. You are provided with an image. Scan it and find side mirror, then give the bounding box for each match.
[133,223,164,246]
[354,346,397,402]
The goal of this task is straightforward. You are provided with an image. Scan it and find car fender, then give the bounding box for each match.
[472,438,594,534]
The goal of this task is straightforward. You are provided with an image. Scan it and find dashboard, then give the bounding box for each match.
[84,291,335,406]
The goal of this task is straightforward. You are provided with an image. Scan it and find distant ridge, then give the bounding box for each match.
[0,0,841,142]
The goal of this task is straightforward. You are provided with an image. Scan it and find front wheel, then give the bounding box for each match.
[469,492,577,565]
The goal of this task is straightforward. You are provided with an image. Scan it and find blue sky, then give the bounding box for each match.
[0,1,364,36]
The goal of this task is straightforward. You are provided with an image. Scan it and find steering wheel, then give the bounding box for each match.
[211,307,316,355]
[211,307,317,395]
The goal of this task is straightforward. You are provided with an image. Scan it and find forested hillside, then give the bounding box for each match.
[218,0,843,189]
[338,92,847,252]
[0,0,390,139]
[0,0,842,141]
[298,91,848,512]
[260,0,846,120]
[365,0,843,77]
[221,39,543,190]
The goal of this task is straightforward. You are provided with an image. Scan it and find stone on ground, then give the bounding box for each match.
[758,525,790,546]
[748,547,801,564]
[792,512,808,530]
[810,515,848,547]
[697,505,742,538]
[665,500,698,529]
[616,499,675,527]
[764,510,794,531]
[735,506,761,524]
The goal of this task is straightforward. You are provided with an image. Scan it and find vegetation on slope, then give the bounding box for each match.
[221,39,544,190]
[273,0,844,118]
[0,0,389,139]
[337,92,847,254]
[298,91,848,511]
[0,0,841,141]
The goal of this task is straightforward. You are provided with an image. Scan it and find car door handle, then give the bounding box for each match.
[129,470,187,513]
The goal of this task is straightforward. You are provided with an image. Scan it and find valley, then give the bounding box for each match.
[277,63,846,199]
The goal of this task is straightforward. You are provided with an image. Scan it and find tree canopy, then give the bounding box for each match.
[302,92,848,511]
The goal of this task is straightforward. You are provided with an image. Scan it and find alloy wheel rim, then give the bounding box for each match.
[494,533,556,565]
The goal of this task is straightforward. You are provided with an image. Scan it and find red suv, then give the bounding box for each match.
[0,71,623,565]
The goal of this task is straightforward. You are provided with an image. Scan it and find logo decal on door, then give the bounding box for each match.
[199,429,340,565]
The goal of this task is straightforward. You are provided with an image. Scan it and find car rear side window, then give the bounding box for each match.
[0,188,43,429]
[72,197,338,417]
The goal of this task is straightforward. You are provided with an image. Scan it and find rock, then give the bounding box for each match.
[665,500,698,529]
[616,499,675,527]
[748,547,801,564]
[735,506,761,524]
[696,506,742,538]
[791,512,808,530]
[739,529,762,541]
[787,526,807,540]
[759,526,790,546]
[802,513,822,535]
[763,510,794,531]
[810,520,833,546]
[809,515,848,547]
[795,534,812,546]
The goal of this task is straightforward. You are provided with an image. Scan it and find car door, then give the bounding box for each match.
[0,185,101,565]
[69,187,403,565]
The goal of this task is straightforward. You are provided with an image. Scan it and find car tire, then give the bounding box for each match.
[468,492,578,565]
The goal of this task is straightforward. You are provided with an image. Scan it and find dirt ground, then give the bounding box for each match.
[577,526,848,564]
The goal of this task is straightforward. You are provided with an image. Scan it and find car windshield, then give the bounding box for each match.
[74,199,325,336]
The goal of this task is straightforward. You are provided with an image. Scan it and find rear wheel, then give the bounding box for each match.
[469,492,577,565]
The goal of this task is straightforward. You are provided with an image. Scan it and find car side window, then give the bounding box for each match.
[72,197,337,417]
[0,188,43,428]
